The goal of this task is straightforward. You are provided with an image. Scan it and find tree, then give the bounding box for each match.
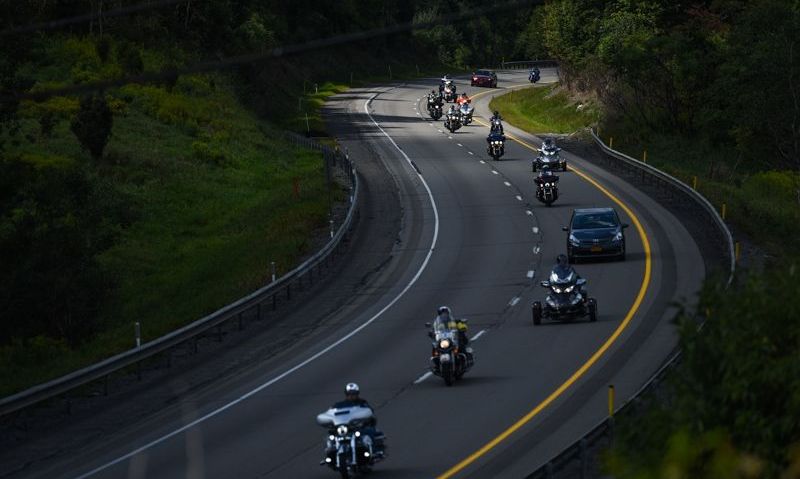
[71,94,113,161]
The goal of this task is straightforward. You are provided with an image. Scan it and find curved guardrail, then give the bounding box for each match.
[500,59,559,70]
[0,132,359,418]
[524,128,735,479]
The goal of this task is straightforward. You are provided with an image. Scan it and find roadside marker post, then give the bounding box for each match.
[735,242,741,263]
[271,261,276,283]
[608,384,615,417]
[134,321,141,348]
[643,150,647,163]
[721,203,727,220]
[692,176,698,190]
[609,137,614,149]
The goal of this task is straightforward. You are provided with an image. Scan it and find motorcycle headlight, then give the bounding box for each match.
[564,285,575,293]
[569,233,579,246]
[337,425,348,436]
[329,434,335,441]
[354,431,361,437]
[439,338,451,349]
[553,286,562,293]
[544,182,551,187]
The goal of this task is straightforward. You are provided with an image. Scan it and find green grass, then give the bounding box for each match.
[0,37,341,396]
[489,84,600,134]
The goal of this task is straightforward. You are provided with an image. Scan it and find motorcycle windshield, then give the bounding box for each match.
[549,267,575,285]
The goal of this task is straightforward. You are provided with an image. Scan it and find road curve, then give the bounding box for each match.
[30,71,704,479]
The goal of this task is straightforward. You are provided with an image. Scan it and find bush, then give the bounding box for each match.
[71,94,113,161]
[117,42,144,75]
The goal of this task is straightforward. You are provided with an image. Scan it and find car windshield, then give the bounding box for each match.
[572,211,618,229]
[476,70,491,76]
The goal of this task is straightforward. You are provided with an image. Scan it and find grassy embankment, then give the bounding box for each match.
[0,36,453,397]
[490,83,799,258]
[0,37,338,396]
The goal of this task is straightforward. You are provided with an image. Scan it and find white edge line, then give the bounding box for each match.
[414,371,433,384]
[76,91,442,479]
[509,296,521,307]
[472,329,487,341]
[527,270,535,278]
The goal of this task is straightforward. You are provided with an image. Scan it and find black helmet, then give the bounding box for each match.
[556,254,569,267]
[493,111,499,117]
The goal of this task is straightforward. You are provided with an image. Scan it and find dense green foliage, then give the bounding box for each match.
[608,269,800,478]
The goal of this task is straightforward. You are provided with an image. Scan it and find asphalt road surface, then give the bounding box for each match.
[23,70,704,479]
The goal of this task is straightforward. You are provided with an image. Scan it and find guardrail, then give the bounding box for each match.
[500,60,559,70]
[0,132,359,418]
[524,128,735,478]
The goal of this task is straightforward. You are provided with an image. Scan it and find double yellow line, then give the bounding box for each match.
[435,88,652,478]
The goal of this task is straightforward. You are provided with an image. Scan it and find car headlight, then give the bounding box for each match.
[439,338,451,349]
[569,234,579,246]
[337,425,348,436]
[613,231,624,242]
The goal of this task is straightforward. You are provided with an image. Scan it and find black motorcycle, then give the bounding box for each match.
[429,102,443,120]
[444,110,462,133]
[426,323,473,386]
[490,117,504,134]
[529,69,540,83]
[487,133,505,161]
[535,177,558,206]
[532,269,597,325]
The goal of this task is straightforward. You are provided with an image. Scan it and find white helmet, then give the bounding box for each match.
[345,383,360,395]
[437,306,452,317]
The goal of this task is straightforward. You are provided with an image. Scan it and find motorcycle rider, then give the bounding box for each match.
[535,166,560,187]
[431,306,470,351]
[457,92,471,106]
[529,66,541,82]
[551,254,586,297]
[330,383,385,457]
[541,137,557,152]
[490,110,504,134]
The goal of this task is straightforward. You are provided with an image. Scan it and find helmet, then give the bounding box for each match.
[437,306,452,317]
[493,110,499,117]
[556,254,569,267]
[345,383,360,396]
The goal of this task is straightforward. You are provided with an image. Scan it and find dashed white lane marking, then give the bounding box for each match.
[438,129,443,133]
[527,270,535,278]
[532,226,539,234]
[492,170,499,175]
[516,195,523,201]
[504,181,511,187]
[416,112,421,116]
[479,160,486,164]
[448,136,453,140]
[509,296,521,307]
[533,246,541,254]
[457,143,463,147]
[526,210,533,216]
[472,329,487,341]
[414,372,433,384]
[468,151,474,155]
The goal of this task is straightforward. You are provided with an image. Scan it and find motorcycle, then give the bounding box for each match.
[317,405,386,478]
[532,268,597,325]
[529,69,540,83]
[487,133,505,160]
[490,117,504,135]
[429,102,443,120]
[535,177,558,206]
[532,147,566,172]
[426,322,474,386]
[444,110,462,133]
[459,102,474,125]
[443,81,457,102]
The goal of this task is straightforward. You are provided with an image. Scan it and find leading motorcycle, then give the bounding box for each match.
[317,405,386,478]
[487,132,505,160]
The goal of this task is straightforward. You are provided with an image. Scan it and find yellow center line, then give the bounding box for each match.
[436,88,652,479]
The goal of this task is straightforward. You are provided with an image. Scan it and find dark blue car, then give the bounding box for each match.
[563,207,628,262]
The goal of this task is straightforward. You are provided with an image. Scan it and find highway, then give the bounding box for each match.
[23,70,704,479]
